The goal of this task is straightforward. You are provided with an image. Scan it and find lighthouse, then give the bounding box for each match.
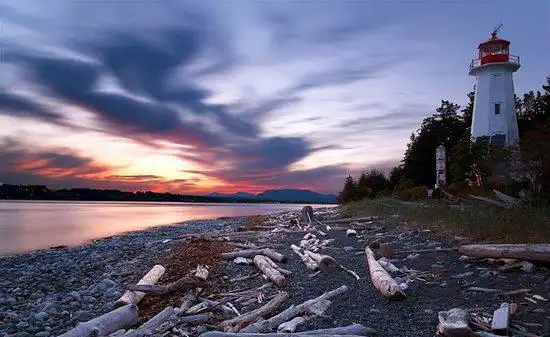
[469,27,520,148]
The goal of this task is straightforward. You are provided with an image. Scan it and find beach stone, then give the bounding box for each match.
[103,287,117,299]
[68,291,81,301]
[34,332,50,337]
[11,332,33,337]
[16,321,30,329]
[34,311,48,321]
[73,310,93,322]
[101,279,116,288]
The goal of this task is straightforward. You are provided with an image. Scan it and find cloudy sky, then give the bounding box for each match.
[1,1,549,194]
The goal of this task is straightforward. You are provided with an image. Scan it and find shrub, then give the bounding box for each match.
[393,186,428,201]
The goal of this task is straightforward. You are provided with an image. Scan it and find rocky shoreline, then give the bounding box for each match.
[1,207,549,337]
[0,217,239,337]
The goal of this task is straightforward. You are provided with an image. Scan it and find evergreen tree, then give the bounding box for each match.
[402,100,467,186]
[338,175,358,204]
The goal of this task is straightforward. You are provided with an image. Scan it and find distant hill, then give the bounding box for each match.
[208,189,337,204]
[208,192,256,199]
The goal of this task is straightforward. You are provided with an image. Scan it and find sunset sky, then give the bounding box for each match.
[1,1,549,194]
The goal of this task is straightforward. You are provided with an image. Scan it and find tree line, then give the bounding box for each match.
[339,75,550,204]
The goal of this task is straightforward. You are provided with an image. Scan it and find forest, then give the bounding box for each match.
[339,75,550,204]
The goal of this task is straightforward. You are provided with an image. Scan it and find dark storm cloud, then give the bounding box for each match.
[0,92,63,123]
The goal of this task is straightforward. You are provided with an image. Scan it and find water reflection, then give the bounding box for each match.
[0,201,325,255]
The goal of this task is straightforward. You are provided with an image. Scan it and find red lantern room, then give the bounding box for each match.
[469,27,520,73]
[478,32,510,64]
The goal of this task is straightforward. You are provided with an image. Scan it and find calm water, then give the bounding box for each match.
[0,200,324,255]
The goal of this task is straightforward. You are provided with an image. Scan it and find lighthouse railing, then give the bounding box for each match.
[469,55,520,71]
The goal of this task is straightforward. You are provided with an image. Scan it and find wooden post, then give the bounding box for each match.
[491,304,510,335]
[379,243,394,259]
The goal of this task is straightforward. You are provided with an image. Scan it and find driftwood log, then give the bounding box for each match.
[241,285,349,333]
[436,308,473,336]
[186,299,234,315]
[277,317,306,333]
[303,249,359,280]
[115,265,165,307]
[126,275,209,295]
[222,249,286,263]
[458,244,550,263]
[253,255,286,286]
[365,247,405,300]
[179,264,209,312]
[59,304,139,337]
[263,256,292,276]
[323,217,377,224]
[291,245,318,270]
[218,291,290,332]
[202,324,375,336]
[123,306,174,337]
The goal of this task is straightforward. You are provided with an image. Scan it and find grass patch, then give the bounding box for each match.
[343,197,550,243]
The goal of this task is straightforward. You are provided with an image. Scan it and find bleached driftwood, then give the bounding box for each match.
[493,189,519,206]
[115,265,165,307]
[304,250,359,280]
[458,244,550,263]
[234,257,253,265]
[186,299,234,315]
[123,306,174,337]
[364,247,405,300]
[263,256,292,276]
[180,265,209,312]
[199,331,366,337]
[346,229,357,236]
[436,308,473,336]
[275,299,331,332]
[241,285,348,333]
[253,255,286,286]
[323,217,377,224]
[277,317,306,333]
[218,291,289,332]
[291,244,318,270]
[59,304,138,337]
[222,249,286,262]
[470,195,506,208]
[200,324,376,336]
[126,275,209,295]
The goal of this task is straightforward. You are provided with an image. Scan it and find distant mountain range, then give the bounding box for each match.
[208,189,338,204]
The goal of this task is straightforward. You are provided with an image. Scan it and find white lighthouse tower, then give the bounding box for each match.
[469,26,520,148]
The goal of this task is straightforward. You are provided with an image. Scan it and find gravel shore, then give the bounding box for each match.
[1,208,549,337]
[0,218,238,337]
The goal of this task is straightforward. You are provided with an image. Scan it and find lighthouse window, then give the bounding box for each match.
[494,103,501,115]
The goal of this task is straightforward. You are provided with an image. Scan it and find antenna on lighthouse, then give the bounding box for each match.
[491,22,503,38]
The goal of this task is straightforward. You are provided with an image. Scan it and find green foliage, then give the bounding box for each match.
[357,169,388,198]
[338,175,359,204]
[403,100,467,186]
[340,75,550,199]
[338,170,390,204]
[393,186,428,201]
